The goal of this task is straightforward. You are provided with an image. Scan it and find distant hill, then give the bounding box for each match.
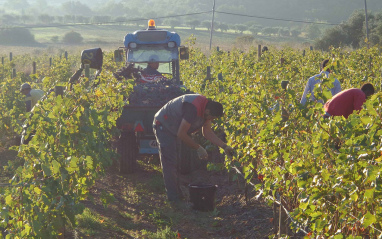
[1,0,382,28]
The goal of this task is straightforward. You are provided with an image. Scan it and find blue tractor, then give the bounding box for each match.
[112,19,190,173]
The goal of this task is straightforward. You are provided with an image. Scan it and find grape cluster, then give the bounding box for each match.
[129,79,192,107]
[113,64,141,81]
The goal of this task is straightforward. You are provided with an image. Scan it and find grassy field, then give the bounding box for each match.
[0,24,312,56]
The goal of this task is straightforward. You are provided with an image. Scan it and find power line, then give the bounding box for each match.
[0,9,341,31]
[0,11,213,30]
[215,10,341,26]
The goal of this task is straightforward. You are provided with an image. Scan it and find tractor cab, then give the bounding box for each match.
[118,19,188,84]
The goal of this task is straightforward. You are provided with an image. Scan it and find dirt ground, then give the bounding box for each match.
[64,156,276,239]
[0,140,275,239]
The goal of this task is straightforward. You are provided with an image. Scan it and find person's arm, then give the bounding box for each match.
[300,78,312,106]
[201,120,227,149]
[177,119,200,149]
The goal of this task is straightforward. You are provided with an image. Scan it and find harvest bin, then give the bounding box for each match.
[188,184,218,211]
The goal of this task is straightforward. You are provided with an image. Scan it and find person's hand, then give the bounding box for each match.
[196,146,208,160]
[223,145,234,159]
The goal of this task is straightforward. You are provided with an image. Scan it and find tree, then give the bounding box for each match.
[186,19,200,30]
[342,10,365,48]
[21,15,33,24]
[306,24,321,40]
[0,28,38,45]
[290,28,301,38]
[248,25,261,36]
[201,20,211,31]
[4,0,30,11]
[91,16,111,24]
[55,16,64,24]
[278,28,290,37]
[1,14,19,25]
[262,27,279,36]
[51,36,59,43]
[75,16,90,24]
[314,26,347,50]
[113,16,127,25]
[63,31,83,44]
[95,1,127,16]
[38,14,53,24]
[218,23,229,32]
[61,1,93,17]
[235,24,248,34]
[163,19,179,30]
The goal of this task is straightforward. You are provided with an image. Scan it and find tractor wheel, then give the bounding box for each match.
[118,131,138,174]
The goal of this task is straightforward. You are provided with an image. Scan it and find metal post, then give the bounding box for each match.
[302,50,305,57]
[364,0,369,49]
[64,51,68,60]
[32,62,36,74]
[280,57,285,66]
[49,57,52,67]
[258,45,262,61]
[85,64,90,78]
[209,0,216,50]
[206,66,211,80]
[9,52,12,61]
[12,68,16,78]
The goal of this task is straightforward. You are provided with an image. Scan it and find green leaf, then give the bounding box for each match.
[361,211,376,228]
[52,160,60,175]
[333,234,343,239]
[5,195,12,205]
[364,188,374,201]
[34,187,42,195]
[360,116,372,125]
[42,164,52,177]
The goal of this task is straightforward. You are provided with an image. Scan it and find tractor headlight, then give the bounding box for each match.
[168,41,176,48]
[129,42,137,48]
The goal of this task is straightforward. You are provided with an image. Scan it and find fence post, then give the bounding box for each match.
[280,57,285,66]
[32,62,36,74]
[12,68,16,78]
[273,202,278,235]
[206,66,211,80]
[278,198,289,237]
[218,72,223,81]
[302,50,305,57]
[85,64,90,78]
[216,46,219,52]
[369,56,373,70]
[49,57,52,67]
[310,46,313,51]
[258,44,262,61]
[9,52,12,61]
[64,51,68,60]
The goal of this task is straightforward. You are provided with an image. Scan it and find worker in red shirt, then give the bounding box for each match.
[324,83,375,118]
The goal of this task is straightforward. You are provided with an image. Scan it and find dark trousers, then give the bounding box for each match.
[153,125,182,201]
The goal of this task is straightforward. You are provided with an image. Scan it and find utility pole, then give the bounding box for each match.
[364,0,369,48]
[209,0,216,50]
